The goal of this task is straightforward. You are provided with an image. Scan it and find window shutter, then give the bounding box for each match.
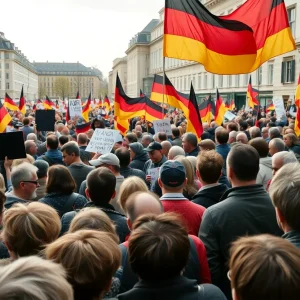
[281,61,286,84]
[291,60,296,83]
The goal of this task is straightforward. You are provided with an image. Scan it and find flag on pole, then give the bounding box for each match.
[76,91,80,99]
[247,76,259,108]
[295,74,300,107]
[199,96,215,124]
[294,75,300,136]
[4,93,18,111]
[266,102,275,113]
[19,86,26,115]
[140,89,145,97]
[0,102,12,133]
[82,93,92,122]
[215,89,226,126]
[225,99,235,111]
[103,95,111,112]
[44,96,55,110]
[114,116,129,136]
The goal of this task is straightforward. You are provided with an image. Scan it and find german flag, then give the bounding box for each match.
[140,89,145,97]
[164,0,257,74]
[266,102,275,113]
[199,96,215,124]
[221,0,296,72]
[44,96,55,110]
[4,93,18,111]
[295,75,300,136]
[295,74,300,107]
[103,95,111,112]
[114,116,129,136]
[215,89,226,126]
[19,86,26,115]
[247,76,259,109]
[65,101,70,122]
[75,122,91,134]
[187,84,203,139]
[0,102,12,133]
[82,93,92,122]
[145,97,167,122]
[225,99,235,111]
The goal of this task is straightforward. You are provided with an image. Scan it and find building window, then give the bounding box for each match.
[268,63,274,85]
[235,75,240,87]
[218,75,223,88]
[5,73,9,79]
[244,74,249,86]
[204,74,208,89]
[212,75,215,89]
[5,63,9,69]
[6,82,9,89]
[198,73,202,89]
[287,7,296,37]
[258,67,263,85]
[4,53,9,59]
[228,75,232,87]
[281,59,295,83]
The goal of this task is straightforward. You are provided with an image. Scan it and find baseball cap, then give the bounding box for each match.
[89,153,120,167]
[159,160,186,187]
[145,141,162,152]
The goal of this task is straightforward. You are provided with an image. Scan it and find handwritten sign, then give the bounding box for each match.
[224,111,236,121]
[69,99,82,118]
[153,119,172,136]
[273,96,285,120]
[86,129,119,154]
[148,167,160,190]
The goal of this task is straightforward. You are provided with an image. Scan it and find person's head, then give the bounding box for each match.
[33,160,49,179]
[61,141,80,166]
[11,154,35,169]
[227,144,259,186]
[236,132,248,144]
[45,230,121,300]
[228,131,238,144]
[123,133,138,148]
[69,208,119,243]
[89,153,120,174]
[285,128,295,135]
[23,117,30,126]
[58,135,69,147]
[129,213,189,282]
[11,162,39,200]
[229,234,300,300]
[158,160,187,194]
[261,127,269,139]
[215,129,229,145]
[0,256,73,300]
[239,121,248,131]
[26,133,38,143]
[86,167,116,206]
[210,121,217,128]
[125,191,163,229]
[269,127,281,139]
[249,137,269,158]
[61,127,70,136]
[141,134,153,148]
[0,175,5,193]
[119,176,148,213]
[249,126,261,139]
[56,123,65,133]
[168,145,185,160]
[128,142,144,160]
[157,132,167,142]
[196,150,223,185]
[172,127,180,139]
[24,140,37,156]
[283,133,298,148]
[115,147,131,168]
[199,139,216,151]
[268,138,285,156]
[182,133,198,153]
[135,124,142,133]
[271,151,297,176]
[161,140,172,157]
[77,133,88,146]
[46,134,59,150]
[46,165,76,194]
[2,202,60,258]
[227,122,239,132]
[145,142,164,163]
[91,118,105,130]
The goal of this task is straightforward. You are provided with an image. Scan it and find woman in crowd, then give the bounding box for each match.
[39,165,87,217]
[283,133,300,155]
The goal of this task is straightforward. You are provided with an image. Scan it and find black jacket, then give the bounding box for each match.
[192,184,228,209]
[171,137,182,147]
[199,184,282,299]
[120,167,146,182]
[61,202,130,242]
[129,150,149,172]
[185,147,200,157]
[282,231,300,248]
[117,276,226,300]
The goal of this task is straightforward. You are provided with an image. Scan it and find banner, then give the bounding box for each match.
[153,118,172,136]
[69,99,83,118]
[273,96,286,120]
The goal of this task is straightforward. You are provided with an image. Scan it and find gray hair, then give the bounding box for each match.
[24,140,36,153]
[11,162,38,189]
[142,134,154,143]
[269,127,281,139]
[168,146,185,160]
[27,133,38,142]
[182,132,198,147]
[0,256,73,300]
[272,151,298,166]
[249,126,261,139]
[269,138,285,152]
[229,131,238,141]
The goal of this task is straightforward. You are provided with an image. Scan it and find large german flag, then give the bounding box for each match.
[295,74,300,107]
[164,0,257,74]
[266,102,275,113]
[187,84,203,139]
[0,102,12,133]
[221,0,296,72]
[225,99,235,111]
[114,116,129,136]
[199,96,215,124]
[215,89,226,126]
[82,93,92,122]
[44,96,55,110]
[19,86,26,115]
[247,76,259,109]
[4,93,18,111]
[103,95,111,112]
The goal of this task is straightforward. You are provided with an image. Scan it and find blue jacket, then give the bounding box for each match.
[37,149,64,166]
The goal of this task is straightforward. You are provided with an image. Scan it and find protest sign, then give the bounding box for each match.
[148,167,160,190]
[36,110,55,131]
[0,131,26,160]
[86,129,119,154]
[273,96,285,120]
[69,99,82,118]
[153,119,172,136]
[224,111,236,121]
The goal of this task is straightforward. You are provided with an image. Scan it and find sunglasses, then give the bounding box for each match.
[22,180,39,186]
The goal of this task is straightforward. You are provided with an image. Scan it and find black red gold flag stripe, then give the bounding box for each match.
[225,99,235,111]
[19,86,26,115]
[44,96,55,110]
[199,96,215,124]
[82,93,92,122]
[103,95,111,112]
[247,76,259,108]
[4,93,18,111]
[295,74,300,108]
[76,91,80,99]
[266,102,275,113]
[0,102,12,133]
[114,116,129,136]
[75,122,91,134]
[215,89,226,126]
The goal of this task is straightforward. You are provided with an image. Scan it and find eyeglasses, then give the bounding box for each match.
[22,180,39,186]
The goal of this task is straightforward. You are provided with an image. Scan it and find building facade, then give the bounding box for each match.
[34,62,103,100]
[110,0,300,109]
[109,56,127,100]
[0,32,38,101]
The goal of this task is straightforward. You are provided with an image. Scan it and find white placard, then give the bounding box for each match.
[273,96,285,120]
[86,129,120,154]
[69,99,83,118]
[148,167,160,190]
[153,119,172,136]
[224,111,236,121]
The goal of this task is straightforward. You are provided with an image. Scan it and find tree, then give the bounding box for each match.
[38,84,47,99]
[53,77,70,100]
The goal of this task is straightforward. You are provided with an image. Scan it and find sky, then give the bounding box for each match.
[1,0,164,78]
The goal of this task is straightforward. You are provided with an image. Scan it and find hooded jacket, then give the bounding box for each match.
[5,193,28,209]
[37,149,64,166]
[256,157,272,189]
[129,142,149,171]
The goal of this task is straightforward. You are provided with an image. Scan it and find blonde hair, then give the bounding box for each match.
[69,208,119,243]
[118,176,148,213]
[45,230,121,299]
[11,154,35,168]
[0,256,73,300]
[0,173,5,192]
[2,202,60,257]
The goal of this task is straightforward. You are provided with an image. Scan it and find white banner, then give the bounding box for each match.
[224,111,236,121]
[273,96,285,120]
[69,99,82,118]
[153,118,172,136]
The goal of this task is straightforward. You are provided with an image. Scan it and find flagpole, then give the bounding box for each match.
[162,57,166,119]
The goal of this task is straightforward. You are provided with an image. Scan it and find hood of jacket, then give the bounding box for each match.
[4,194,27,209]
[260,157,272,169]
[193,184,228,203]
[130,142,149,162]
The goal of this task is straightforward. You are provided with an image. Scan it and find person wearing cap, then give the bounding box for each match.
[143,142,167,185]
[158,161,206,236]
[79,153,124,213]
[128,142,149,171]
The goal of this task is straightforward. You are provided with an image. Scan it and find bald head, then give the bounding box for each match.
[161,141,172,157]
[125,191,163,224]
[269,138,285,156]
[229,131,238,144]
[236,132,248,144]
[199,139,216,151]
[168,146,185,160]
[272,151,298,176]
[27,133,37,142]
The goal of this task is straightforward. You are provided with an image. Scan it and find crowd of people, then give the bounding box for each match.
[0,104,299,300]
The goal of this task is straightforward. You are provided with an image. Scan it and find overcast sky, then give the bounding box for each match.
[1,0,164,78]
